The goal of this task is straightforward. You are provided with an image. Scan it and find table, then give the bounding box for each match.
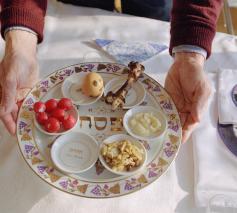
[0,1,237,212]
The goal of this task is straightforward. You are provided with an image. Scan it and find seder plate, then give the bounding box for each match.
[17,62,182,198]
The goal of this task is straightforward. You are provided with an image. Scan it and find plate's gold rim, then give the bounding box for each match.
[16,62,182,198]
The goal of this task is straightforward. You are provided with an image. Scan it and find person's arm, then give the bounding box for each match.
[166,1,223,142]
[0,0,47,42]
[0,1,47,135]
[170,0,223,58]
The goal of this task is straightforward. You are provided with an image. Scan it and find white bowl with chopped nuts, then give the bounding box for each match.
[99,134,147,176]
[123,106,167,142]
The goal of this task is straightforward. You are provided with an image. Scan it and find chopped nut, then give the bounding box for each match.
[101,139,144,172]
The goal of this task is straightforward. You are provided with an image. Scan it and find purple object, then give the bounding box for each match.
[217,121,237,157]
[231,84,237,107]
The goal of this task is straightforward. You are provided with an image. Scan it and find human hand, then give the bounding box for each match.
[0,30,39,135]
[165,52,211,142]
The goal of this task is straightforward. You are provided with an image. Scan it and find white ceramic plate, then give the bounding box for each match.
[123,106,167,141]
[17,62,181,198]
[51,131,99,174]
[61,72,104,105]
[104,76,146,109]
[99,134,147,176]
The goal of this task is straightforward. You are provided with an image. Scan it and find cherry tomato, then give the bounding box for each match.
[36,112,48,125]
[58,98,73,111]
[51,108,65,121]
[45,99,58,112]
[62,114,76,130]
[44,117,60,133]
[33,101,46,113]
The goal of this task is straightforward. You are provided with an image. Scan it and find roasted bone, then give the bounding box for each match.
[105,61,145,110]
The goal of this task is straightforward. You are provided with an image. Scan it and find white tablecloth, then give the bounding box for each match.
[0,1,237,212]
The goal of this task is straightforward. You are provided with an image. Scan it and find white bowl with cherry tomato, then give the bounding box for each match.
[33,98,79,136]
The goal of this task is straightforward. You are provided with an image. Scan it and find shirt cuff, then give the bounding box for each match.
[4,26,38,39]
[172,45,207,59]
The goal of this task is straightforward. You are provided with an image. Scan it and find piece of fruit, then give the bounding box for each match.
[44,117,60,133]
[36,112,48,125]
[58,98,73,111]
[45,99,58,112]
[62,114,76,130]
[33,101,46,113]
[51,108,65,121]
[81,72,104,97]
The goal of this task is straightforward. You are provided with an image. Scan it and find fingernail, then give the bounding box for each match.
[10,126,16,136]
[182,130,191,143]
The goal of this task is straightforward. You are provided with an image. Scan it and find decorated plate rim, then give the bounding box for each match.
[16,62,182,198]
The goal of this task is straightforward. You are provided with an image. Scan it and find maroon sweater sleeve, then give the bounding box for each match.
[170,0,223,58]
[0,0,47,43]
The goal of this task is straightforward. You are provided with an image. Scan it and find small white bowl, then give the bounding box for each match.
[104,76,146,109]
[61,72,104,106]
[99,134,147,176]
[123,106,167,141]
[51,131,99,174]
[34,103,79,136]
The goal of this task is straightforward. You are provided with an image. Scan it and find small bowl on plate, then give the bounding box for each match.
[123,106,167,142]
[34,102,79,136]
[51,131,99,174]
[104,76,146,109]
[61,72,104,106]
[99,134,147,176]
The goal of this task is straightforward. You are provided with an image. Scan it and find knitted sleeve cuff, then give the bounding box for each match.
[172,45,207,59]
[169,25,216,59]
[0,7,45,43]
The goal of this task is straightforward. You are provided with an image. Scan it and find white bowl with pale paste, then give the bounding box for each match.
[123,106,167,142]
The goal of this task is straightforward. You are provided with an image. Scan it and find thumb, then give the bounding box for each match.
[191,101,202,123]
[0,76,17,116]
[191,85,211,123]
